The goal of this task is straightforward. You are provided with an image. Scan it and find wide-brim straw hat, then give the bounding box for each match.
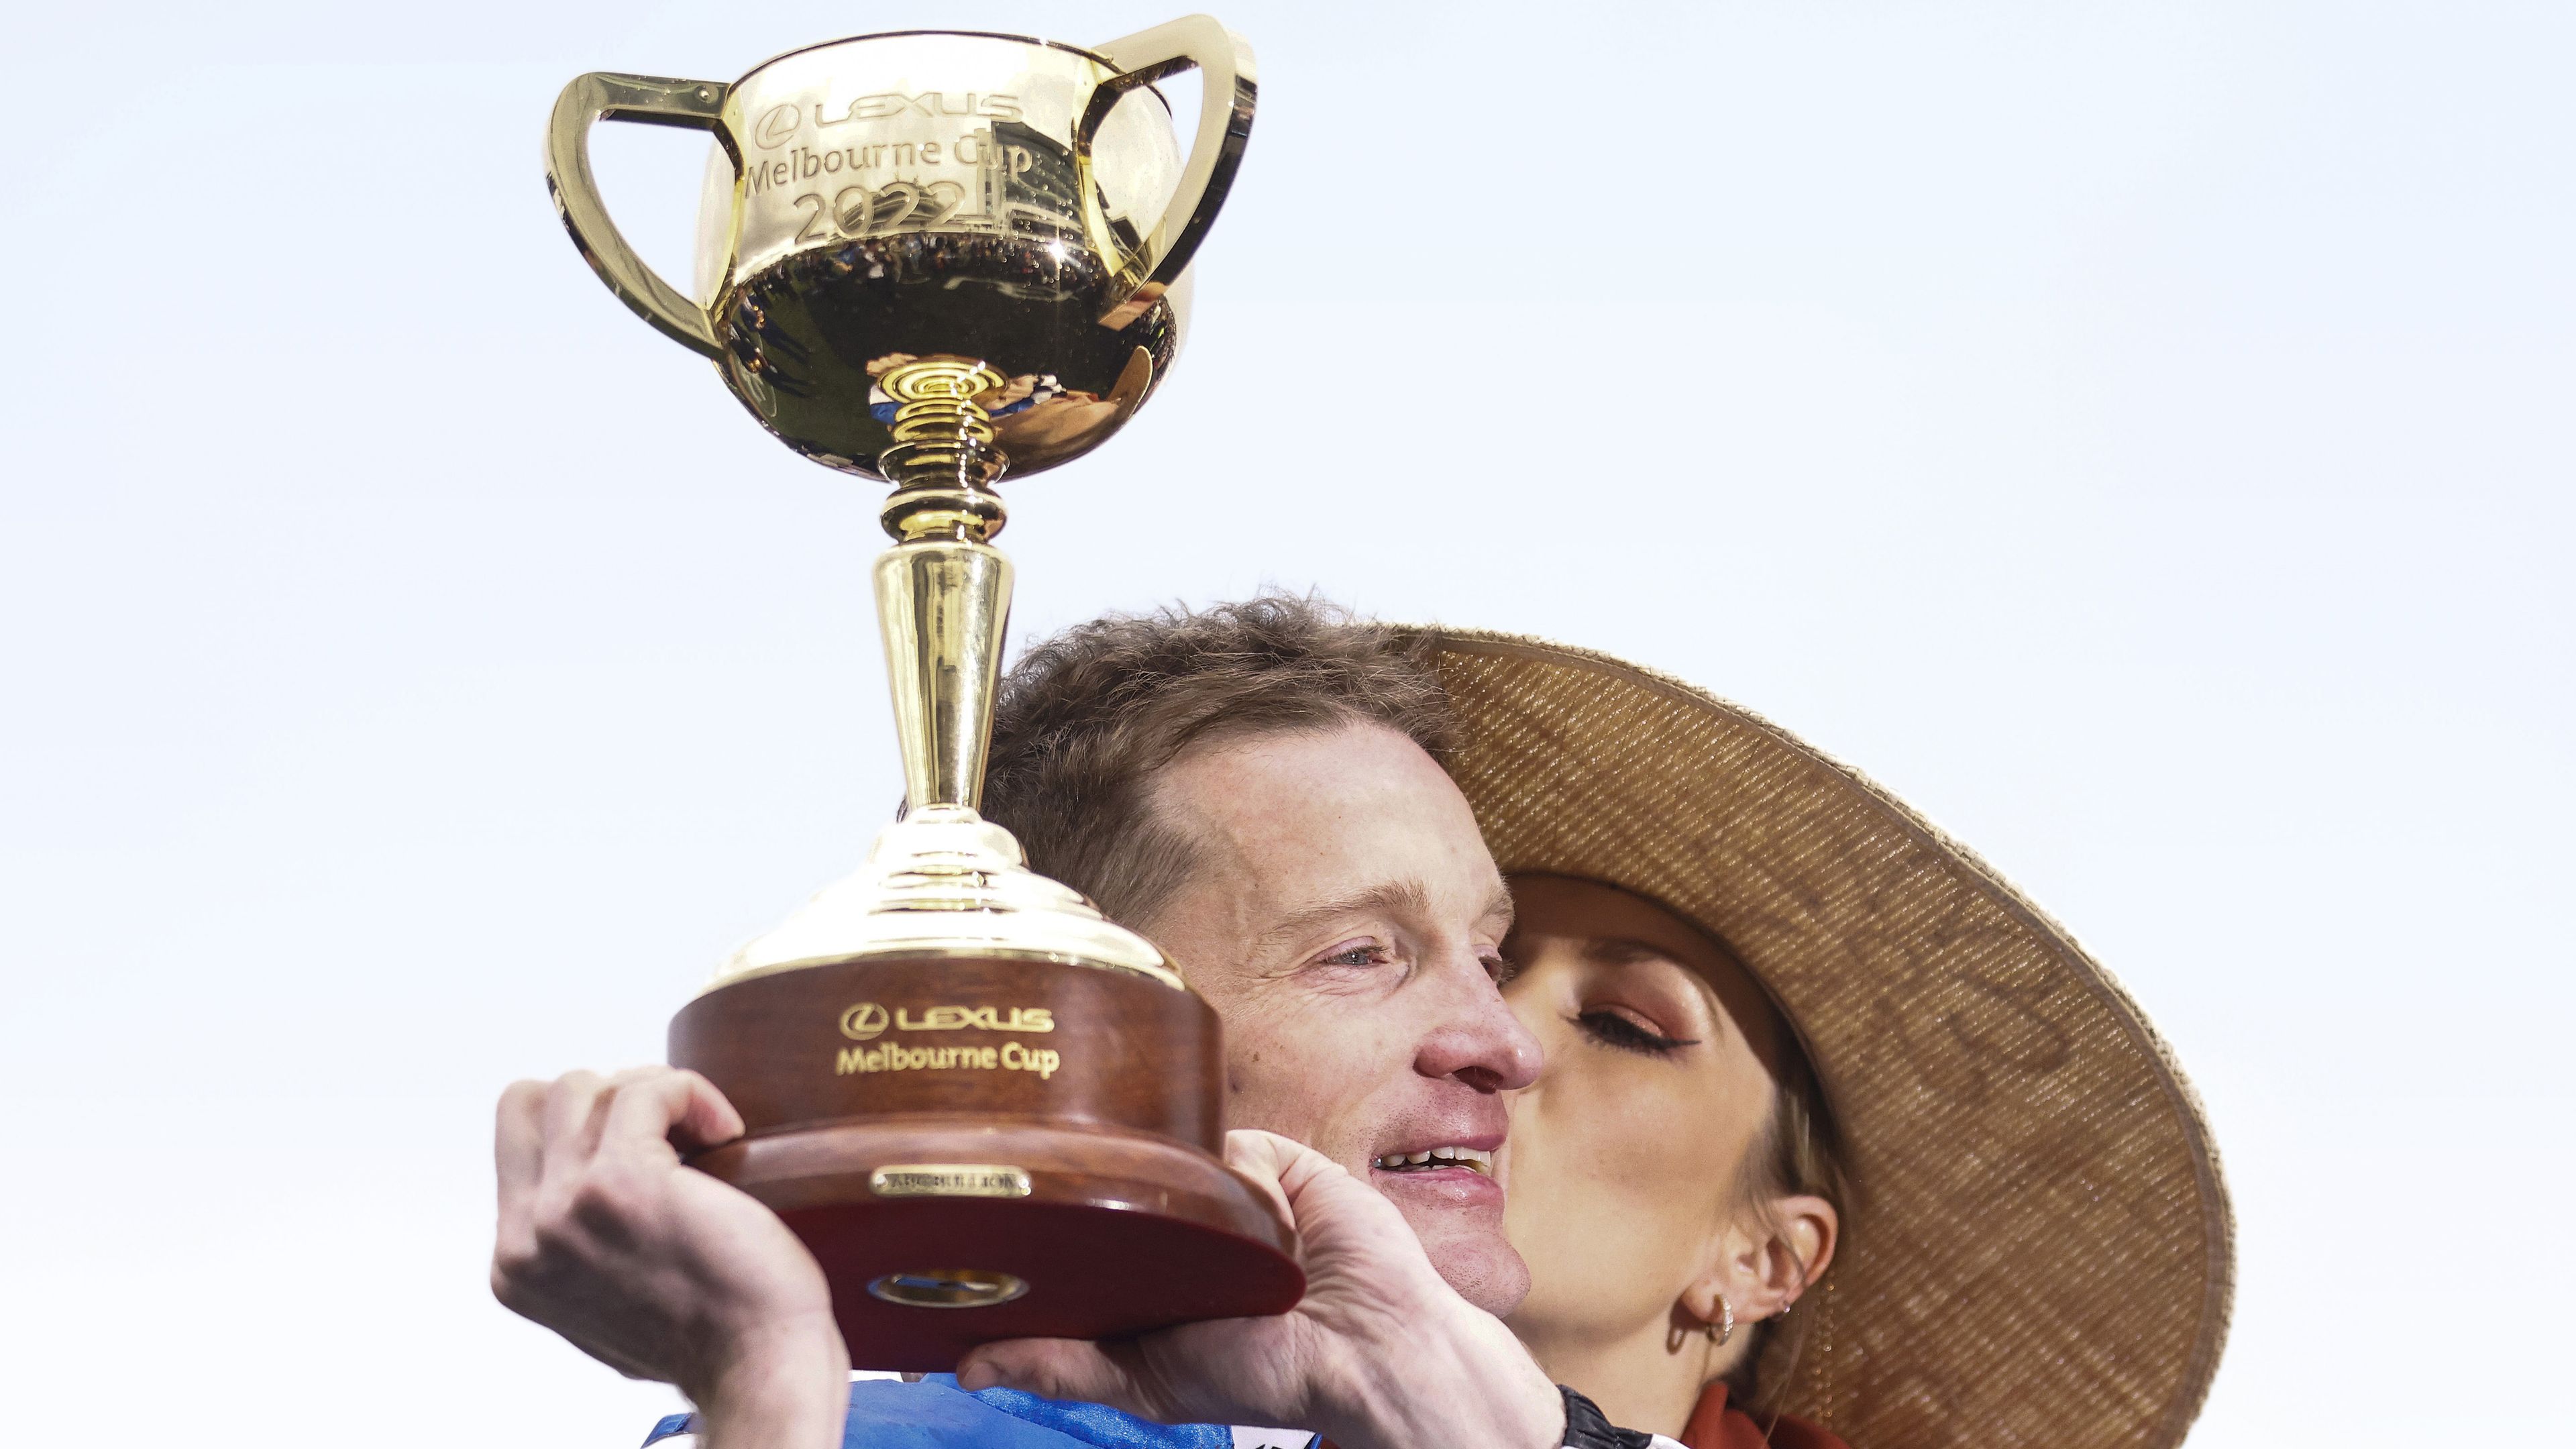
[1409,629,2232,1449]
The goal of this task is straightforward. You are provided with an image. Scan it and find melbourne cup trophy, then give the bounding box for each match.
[542,17,1295,1369]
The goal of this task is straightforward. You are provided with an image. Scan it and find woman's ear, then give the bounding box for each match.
[1750,1193,1837,1318]
[1686,1195,1839,1329]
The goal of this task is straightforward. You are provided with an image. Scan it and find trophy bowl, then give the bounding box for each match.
[692,30,1196,478]
[545,15,1299,1370]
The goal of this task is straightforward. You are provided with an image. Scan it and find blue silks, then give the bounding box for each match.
[640,1375,1290,1448]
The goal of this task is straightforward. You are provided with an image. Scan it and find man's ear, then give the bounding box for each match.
[1682,1195,1839,1329]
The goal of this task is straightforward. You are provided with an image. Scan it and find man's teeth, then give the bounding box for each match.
[1371,1146,1493,1175]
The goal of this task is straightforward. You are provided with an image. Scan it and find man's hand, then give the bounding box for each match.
[491,1067,849,1449]
[955,1131,1565,1449]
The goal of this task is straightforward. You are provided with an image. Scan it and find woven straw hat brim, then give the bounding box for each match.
[1411,629,2233,1449]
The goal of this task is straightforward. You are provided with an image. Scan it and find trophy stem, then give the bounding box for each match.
[878,359,1011,546]
[708,352,1177,981]
[872,358,1016,814]
[873,539,1012,814]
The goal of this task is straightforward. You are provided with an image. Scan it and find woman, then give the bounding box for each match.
[1415,630,2234,1449]
[1503,874,1847,1447]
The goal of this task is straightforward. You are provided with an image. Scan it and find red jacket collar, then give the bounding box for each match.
[1680,1382,1851,1449]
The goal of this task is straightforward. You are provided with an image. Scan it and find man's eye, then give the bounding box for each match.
[1318,942,1389,968]
[1572,1009,1698,1057]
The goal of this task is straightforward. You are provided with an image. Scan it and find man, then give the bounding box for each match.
[491,599,1622,1448]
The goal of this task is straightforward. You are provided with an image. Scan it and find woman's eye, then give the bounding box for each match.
[1572,1008,1697,1057]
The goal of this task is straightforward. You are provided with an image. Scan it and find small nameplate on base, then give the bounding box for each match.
[869,1163,1032,1198]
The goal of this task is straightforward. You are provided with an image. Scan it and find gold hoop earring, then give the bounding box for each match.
[1705,1295,1734,1346]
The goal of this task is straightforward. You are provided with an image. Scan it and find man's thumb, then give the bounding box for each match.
[955,1337,1133,1409]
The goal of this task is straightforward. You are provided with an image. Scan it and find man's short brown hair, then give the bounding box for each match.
[980,594,1456,930]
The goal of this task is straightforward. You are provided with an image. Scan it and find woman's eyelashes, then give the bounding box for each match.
[1571,1006,1699,1057]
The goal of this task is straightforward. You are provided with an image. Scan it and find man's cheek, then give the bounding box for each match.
[1218,1022,1328,1140]
[1220,993,1409,1158]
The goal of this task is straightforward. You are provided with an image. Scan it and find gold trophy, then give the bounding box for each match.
[545,18,1297,1369]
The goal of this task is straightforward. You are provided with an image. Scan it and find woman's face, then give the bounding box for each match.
[1500,875,1790,1354]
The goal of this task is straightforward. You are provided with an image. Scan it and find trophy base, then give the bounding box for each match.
[669,953,1303,1369]
[691,1115,1304,1370]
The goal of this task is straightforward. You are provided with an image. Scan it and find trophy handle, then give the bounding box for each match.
[1084,15,1257,330]
[545,72,733,359]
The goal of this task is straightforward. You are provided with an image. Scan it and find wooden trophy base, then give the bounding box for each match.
[671,954,1304,1371]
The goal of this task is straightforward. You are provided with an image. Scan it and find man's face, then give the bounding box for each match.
[1135,721,1540,1316]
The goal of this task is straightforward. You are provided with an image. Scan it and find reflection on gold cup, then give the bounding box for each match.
[545,18,1297,1371]
[551,25,1246,479]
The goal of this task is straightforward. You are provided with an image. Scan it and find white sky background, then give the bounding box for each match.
[2,1,2568,1442]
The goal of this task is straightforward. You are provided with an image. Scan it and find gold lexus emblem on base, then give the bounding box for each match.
[840,1002,1055,1040]
[869,1164,1032,1198]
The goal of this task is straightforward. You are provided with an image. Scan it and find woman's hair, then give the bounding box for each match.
[1726,994,1855,1419]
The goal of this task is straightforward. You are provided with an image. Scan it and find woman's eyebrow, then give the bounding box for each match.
[1578,937,1733,1044]
[1576,937,1670,968]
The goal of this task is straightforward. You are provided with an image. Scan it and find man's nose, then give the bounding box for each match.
[1414,950,1542,1093]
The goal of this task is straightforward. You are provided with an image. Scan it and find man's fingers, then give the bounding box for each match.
[496,1080,547,1202]
[668,1069,747,1152]
[493,1080,549,1280]
[537,1069,607,1161]
[1221,1128,1299,1180]
[1224,1128,1365,1225]
[600,1067,745,1158]
[957,1338,1133,1411]
[1220,1129,1307,1226]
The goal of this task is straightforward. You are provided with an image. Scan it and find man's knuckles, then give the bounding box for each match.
[489,1230,588,1313]
[498,1079,548,1119]
[531,1166,653,1244]
[489,1256,540,1311]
